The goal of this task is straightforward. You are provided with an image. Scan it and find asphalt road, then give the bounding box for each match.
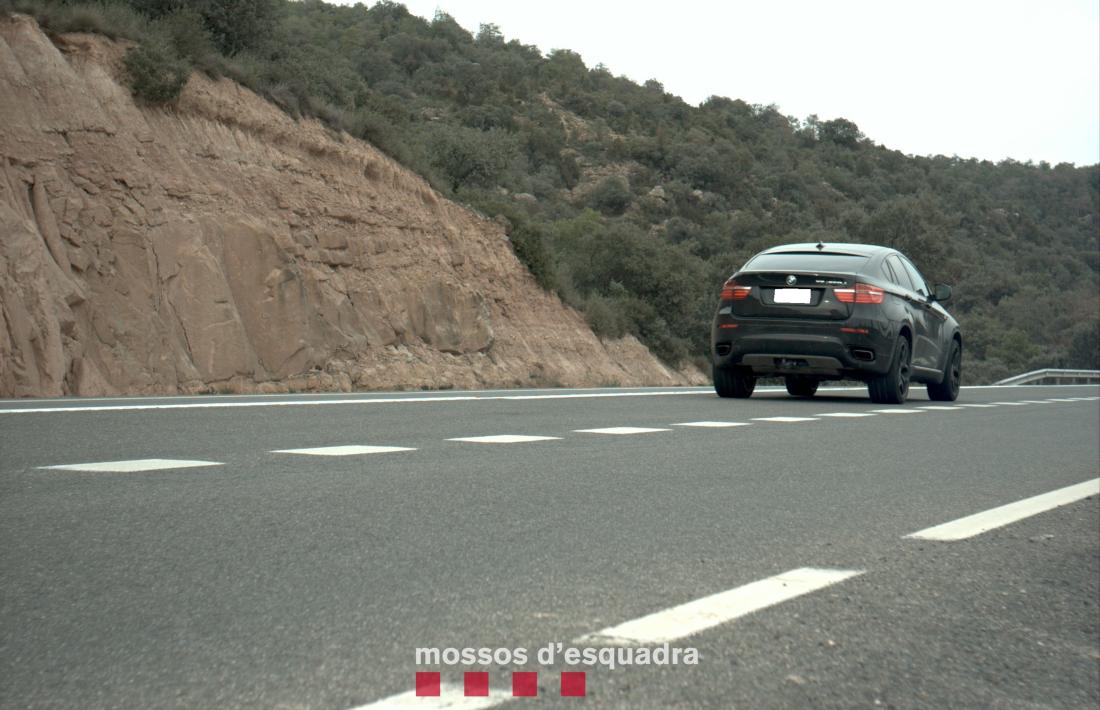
[1,384,1097,709]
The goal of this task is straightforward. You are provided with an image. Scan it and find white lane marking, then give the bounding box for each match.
[5,383,1095,406]
[958,403,998,408]
[919,406,963,411]
[751,416,819,423]
[577,567,863,645]
[4,384,1096,414]
[272,445,415,456]
[869,409,924,415]
[906,479,1100,541]
[447,435,562,444]
[992,401,1029,406]
[574,427,670,435]
[1046,398,1079,403]
[1020,400,1054,404]
[40,459,222,472]
[815,412,877,418]
[350,683,513,709]
[671,421,751,427]
[0,391,712,415]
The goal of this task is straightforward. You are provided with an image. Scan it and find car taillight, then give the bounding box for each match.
[720,280,752,301]
[834,282,885,304]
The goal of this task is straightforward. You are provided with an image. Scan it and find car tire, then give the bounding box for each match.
[927,340,961,401]
[868,337,910,404]
[714,366,755,398]
[785,375,819,397]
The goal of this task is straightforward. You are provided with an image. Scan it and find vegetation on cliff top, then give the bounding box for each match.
[7,0,1099,382]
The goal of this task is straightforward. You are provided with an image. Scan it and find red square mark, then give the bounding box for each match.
[512,671,538,697]
[561,671,586,697]
[464,671,489,697]
[415,671,440,696]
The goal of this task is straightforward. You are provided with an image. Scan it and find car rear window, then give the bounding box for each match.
[742,252,869,273]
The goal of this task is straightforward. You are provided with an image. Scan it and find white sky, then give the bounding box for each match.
[329,0,1100,166]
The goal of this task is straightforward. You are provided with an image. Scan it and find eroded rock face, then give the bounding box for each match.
[0,15,705,396]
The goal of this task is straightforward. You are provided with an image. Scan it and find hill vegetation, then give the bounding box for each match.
[8,0,1099,382]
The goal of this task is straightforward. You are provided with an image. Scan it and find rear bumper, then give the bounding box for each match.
[711,317,896,378]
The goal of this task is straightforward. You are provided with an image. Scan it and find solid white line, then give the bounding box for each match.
[447,435,562,444]
[351,683,513,709]
[671,421,751,427]
[272,445,416,456]
[906,479,1100,541]
[574,427,670,435]
[751,416,819,423]
[577,567,863,645]
[815,412,877,418]
[0,390,711,415]
[40,458,222,472]
[869,409,924,415]
[919,406,963,411]
[4,383,1096,407]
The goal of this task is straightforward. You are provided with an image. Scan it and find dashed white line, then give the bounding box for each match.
[1020,400,1054,404]
[815,412,877,418]
[351,683,513,709]
[447,435,562,444]
[272,445,415,456]
[671,421,751,428]
[574,427,670,435]
[1045,398,1079,403]
[905,479,1100,541]
[577,567,863,645]
[869,409,924,415]
[957,403,998,408]
[992,401,1029,406]
[751,416,819,423]
[39,458,223,472]
[919,406,963,411]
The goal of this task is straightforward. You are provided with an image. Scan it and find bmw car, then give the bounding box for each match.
[710,243,961,404]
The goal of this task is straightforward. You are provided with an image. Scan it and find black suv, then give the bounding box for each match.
[711,243,961,404]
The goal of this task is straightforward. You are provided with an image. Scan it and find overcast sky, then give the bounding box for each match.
[330,0,1100,166]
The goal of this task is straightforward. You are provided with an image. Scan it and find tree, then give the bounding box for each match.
[427,125,517,192]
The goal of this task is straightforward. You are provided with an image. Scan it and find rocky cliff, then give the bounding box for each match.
[0,15,704,397]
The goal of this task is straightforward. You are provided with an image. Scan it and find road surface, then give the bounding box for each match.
[1,384,1098,708]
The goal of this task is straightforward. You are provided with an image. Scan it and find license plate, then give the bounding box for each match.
[773,288,812,304]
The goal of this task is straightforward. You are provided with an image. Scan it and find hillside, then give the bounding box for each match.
[74,0,1088,386]
[4,0,1098,390]
[0,13,702,397]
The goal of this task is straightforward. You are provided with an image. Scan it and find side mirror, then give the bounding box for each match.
[932,284,952,302]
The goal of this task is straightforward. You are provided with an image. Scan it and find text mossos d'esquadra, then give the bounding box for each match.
[415,643,699,671]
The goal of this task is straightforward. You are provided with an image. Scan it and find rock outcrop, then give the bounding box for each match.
[0,15,705,397]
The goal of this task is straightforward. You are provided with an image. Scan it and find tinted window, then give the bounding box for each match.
[898,256,929,296]
[743,252,869,273]
[885,255,914,291]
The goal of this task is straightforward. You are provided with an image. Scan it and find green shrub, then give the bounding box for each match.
[124,39,189,103]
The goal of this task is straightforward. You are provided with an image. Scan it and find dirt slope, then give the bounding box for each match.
[0,15,705,397]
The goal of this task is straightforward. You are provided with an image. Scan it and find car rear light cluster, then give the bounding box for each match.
[719,279,752,300]
[834,282,885,304]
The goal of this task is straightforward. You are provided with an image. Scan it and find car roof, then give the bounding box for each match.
[759,243,893,258]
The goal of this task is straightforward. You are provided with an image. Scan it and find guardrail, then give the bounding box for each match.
[993,369,1100,386]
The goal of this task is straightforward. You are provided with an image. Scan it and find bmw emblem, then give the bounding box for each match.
[785,275,797,286]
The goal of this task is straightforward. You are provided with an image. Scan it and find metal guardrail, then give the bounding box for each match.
[993,369,1100,386]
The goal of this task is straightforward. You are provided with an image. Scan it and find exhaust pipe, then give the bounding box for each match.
[851,348,875,362]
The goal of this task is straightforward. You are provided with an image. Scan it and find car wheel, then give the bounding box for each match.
[868,337,910,404]
[927,340,961,401]
[785,375,819,398]
[714,366,755,398]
